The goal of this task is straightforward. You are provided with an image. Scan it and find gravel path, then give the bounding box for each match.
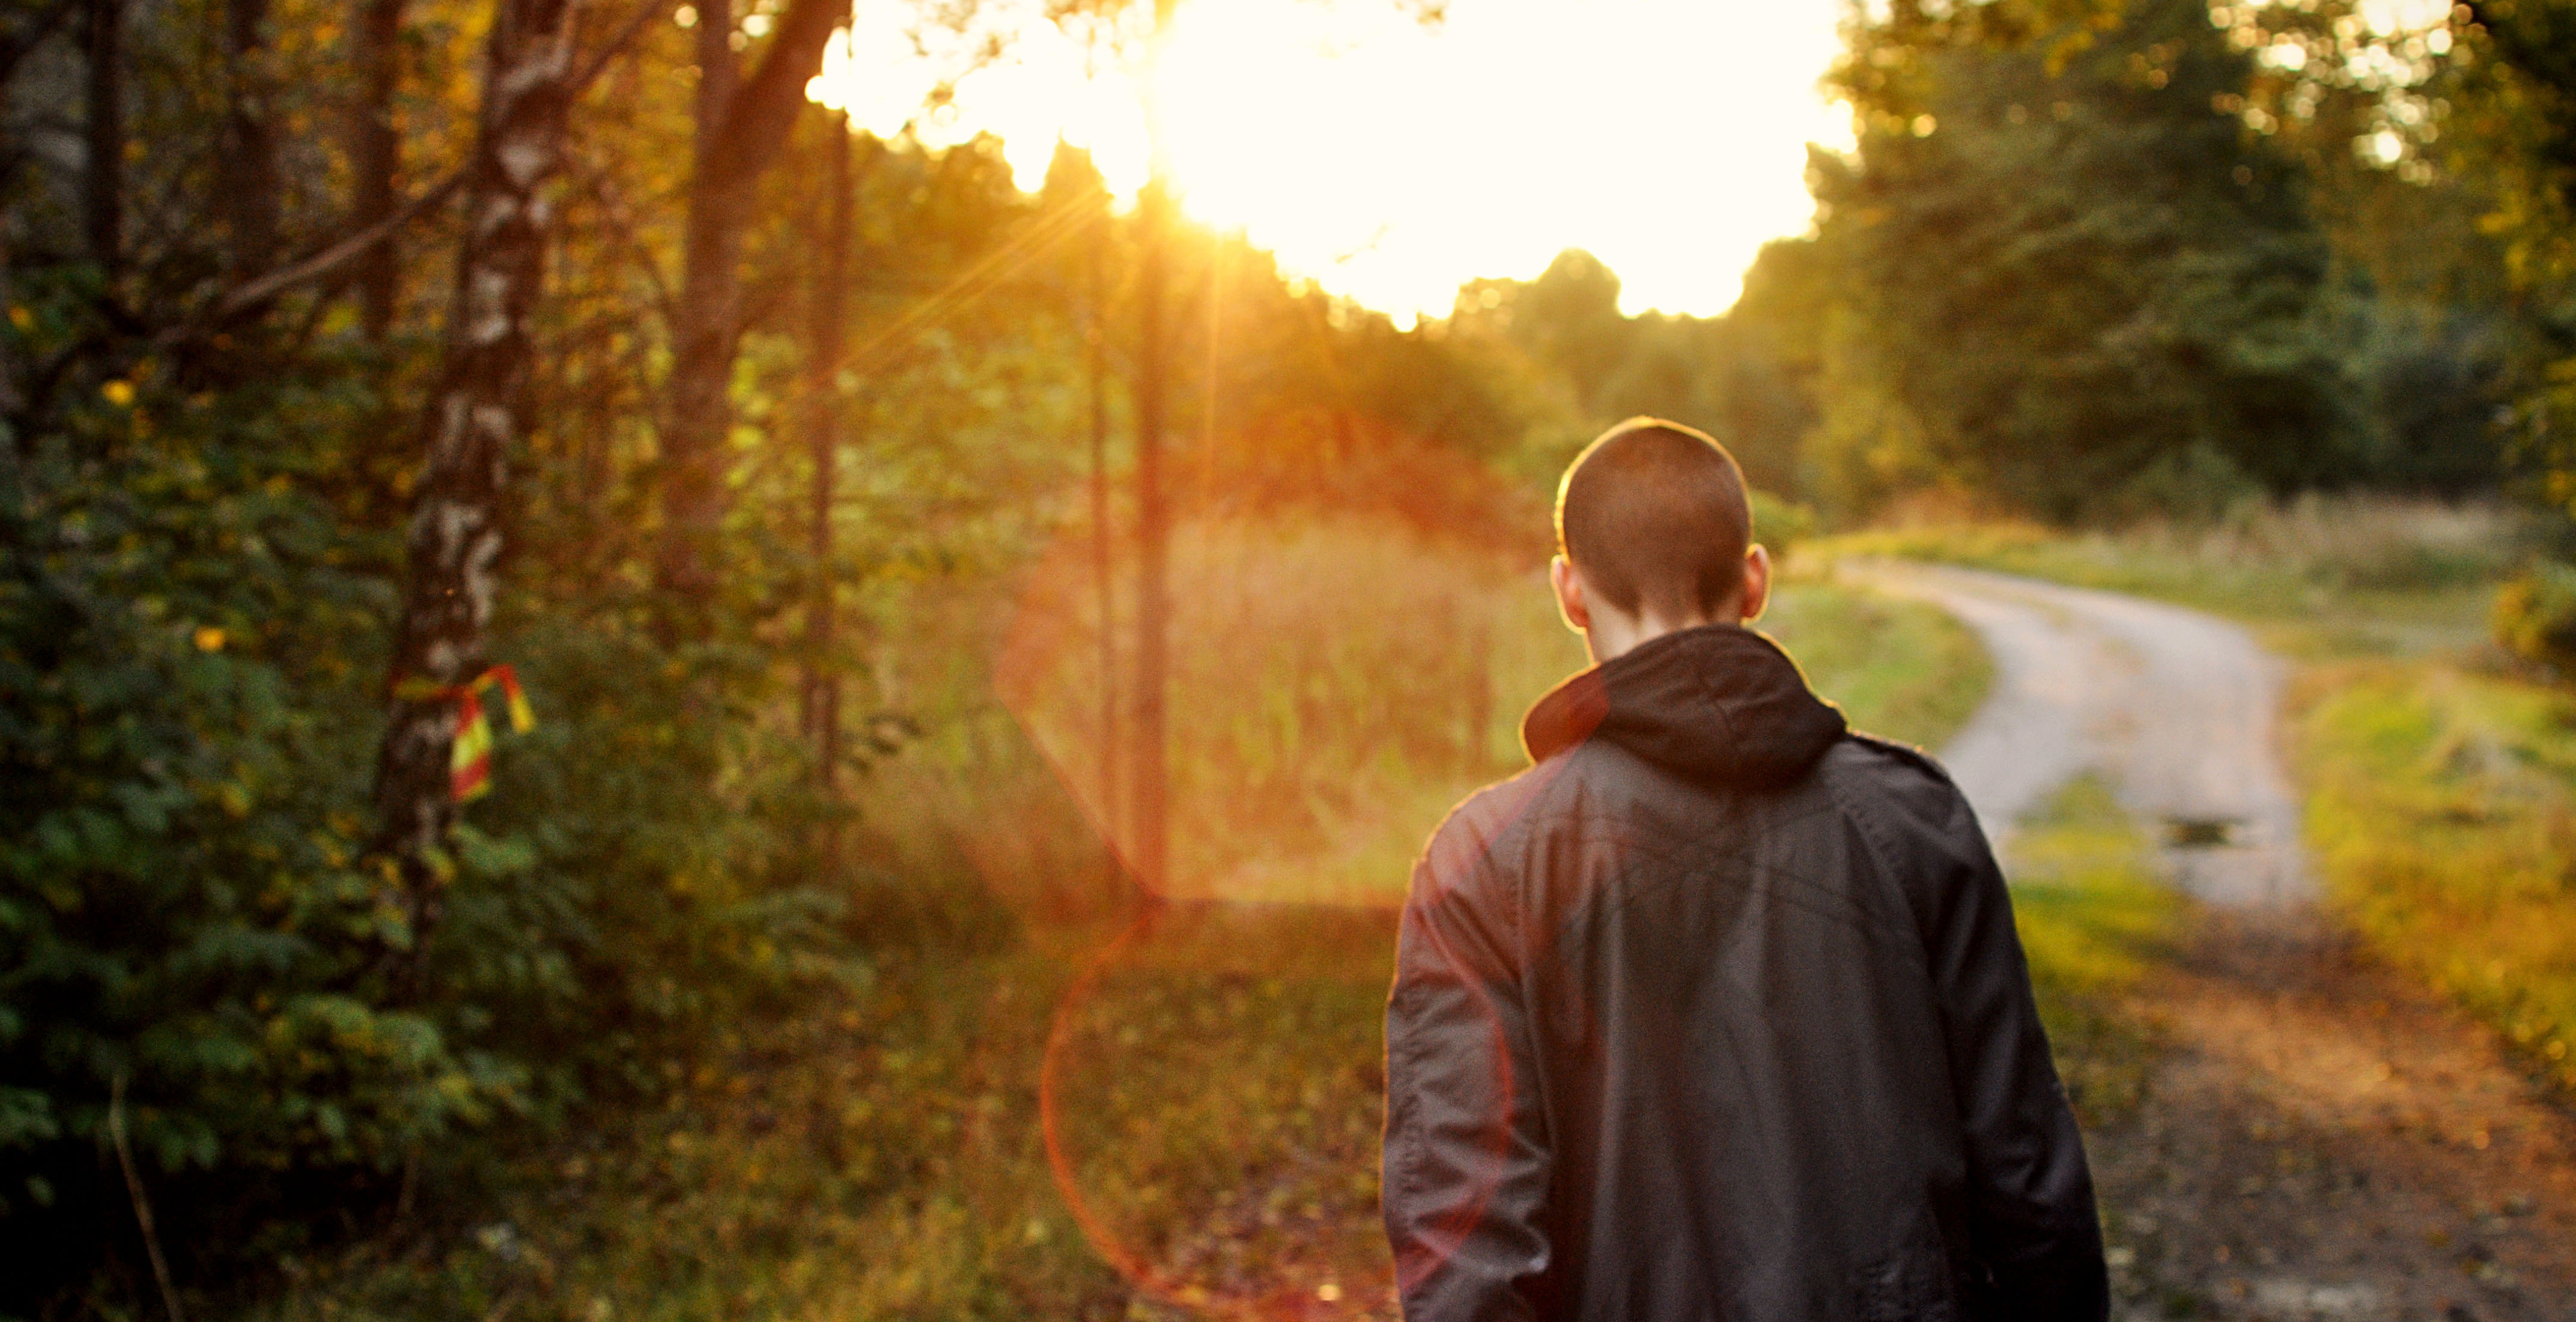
[1862,562,2576,1321]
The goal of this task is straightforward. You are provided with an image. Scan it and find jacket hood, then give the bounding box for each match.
[1520,623,1847,790]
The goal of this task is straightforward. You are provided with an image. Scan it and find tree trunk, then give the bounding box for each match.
[654,0,742,623]
[351,0,405,338]
[650,0,848,632]
[81,0,120,274]
[1,215,19,429]
[220,0,279,274]
[371,0,578,974]
[1130,172,1170,896]
[1086,210,1118,845]
[800,110,850,789]
[1125,0,1177,895]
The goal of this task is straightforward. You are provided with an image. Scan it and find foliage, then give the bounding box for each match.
[2494,557,2576,670]
[1802,0,2362,521]
[1446,252,1817,496]
[0,323,478,1237]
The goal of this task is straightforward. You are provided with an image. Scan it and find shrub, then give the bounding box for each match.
[0,347,875,1306]
[2494,559,2576,672]
[1748,488,1817,561]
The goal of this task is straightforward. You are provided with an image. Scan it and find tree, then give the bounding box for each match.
[2452,0,2576,504]
[651,0,848,629]
[1811,0,2357,520]
[80,0,119,272]
[372,0,579,972]
[351,0,407,338]
[220,0,280,274]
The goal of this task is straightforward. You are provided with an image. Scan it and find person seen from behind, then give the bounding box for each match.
[1381,417,2109,1320]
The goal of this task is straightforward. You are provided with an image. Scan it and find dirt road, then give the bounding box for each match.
[1864,563,2576,1321]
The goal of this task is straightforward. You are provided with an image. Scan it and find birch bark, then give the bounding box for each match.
[371,0,579,968]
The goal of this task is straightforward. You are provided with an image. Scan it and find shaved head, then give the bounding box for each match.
[1555,417,1753,622]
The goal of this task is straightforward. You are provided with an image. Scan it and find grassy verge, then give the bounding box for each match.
[1765,576,1993,750]
[2300,666,2576,1091]
[251,536,1993,1321]
[2005,776,2189,1126]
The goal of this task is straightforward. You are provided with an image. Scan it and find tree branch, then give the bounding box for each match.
[571,0,672,93]
[193,0,670,329]
[206,166,464,323]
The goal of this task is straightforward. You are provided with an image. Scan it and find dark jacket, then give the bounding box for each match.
[1382,624,2107,1322]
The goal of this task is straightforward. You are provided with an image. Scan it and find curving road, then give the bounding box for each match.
[1851,562,2310,909]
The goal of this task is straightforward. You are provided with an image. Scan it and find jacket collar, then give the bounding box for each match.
[1520,623,1847,790]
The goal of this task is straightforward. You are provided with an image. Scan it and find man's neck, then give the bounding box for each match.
[1585,608,1728,666]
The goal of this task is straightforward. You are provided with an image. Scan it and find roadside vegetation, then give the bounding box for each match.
[2302,670,2576,1091]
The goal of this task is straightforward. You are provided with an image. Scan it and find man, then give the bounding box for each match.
[1382,419,2107,1321]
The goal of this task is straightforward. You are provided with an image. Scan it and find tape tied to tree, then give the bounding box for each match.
[393,665,536,802]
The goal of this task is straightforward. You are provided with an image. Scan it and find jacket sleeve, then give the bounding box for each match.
[1382,813,1553,1322]
[1906,779,2111,1319]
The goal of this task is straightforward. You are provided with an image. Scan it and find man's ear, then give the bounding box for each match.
[1551,555,1591,635]
[1739,544,1773,623]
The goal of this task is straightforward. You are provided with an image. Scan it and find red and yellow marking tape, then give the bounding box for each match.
[393,665,535,802]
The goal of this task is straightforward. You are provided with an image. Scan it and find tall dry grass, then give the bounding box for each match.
[1822,494,2527,661]
[1000,513,1582,906]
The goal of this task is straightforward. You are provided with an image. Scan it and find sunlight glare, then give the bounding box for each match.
[812,0,1850,322]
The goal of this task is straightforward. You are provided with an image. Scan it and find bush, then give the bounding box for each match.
[2494,559,2576,672]
[0,341,876,1307]
[0,347,498,1291]
[1748,488,1817,561]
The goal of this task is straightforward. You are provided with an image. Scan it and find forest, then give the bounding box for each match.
[6,0,2576,1315]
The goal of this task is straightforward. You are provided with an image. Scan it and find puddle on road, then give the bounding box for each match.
[2163,816,2242,849]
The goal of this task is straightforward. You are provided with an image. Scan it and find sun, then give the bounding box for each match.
[809,0,1852,324]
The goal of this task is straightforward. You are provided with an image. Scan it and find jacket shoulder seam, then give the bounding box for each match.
[1820,738,1943,964]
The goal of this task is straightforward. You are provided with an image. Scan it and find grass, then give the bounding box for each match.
[251,513,1996,1321]
[1764,571,1994,751]
[2299,666,2576,1091]
[2004,775,2189,1126]
[1001,516,1988,909]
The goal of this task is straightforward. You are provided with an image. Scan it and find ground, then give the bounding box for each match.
[2093,909,2576,1320]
